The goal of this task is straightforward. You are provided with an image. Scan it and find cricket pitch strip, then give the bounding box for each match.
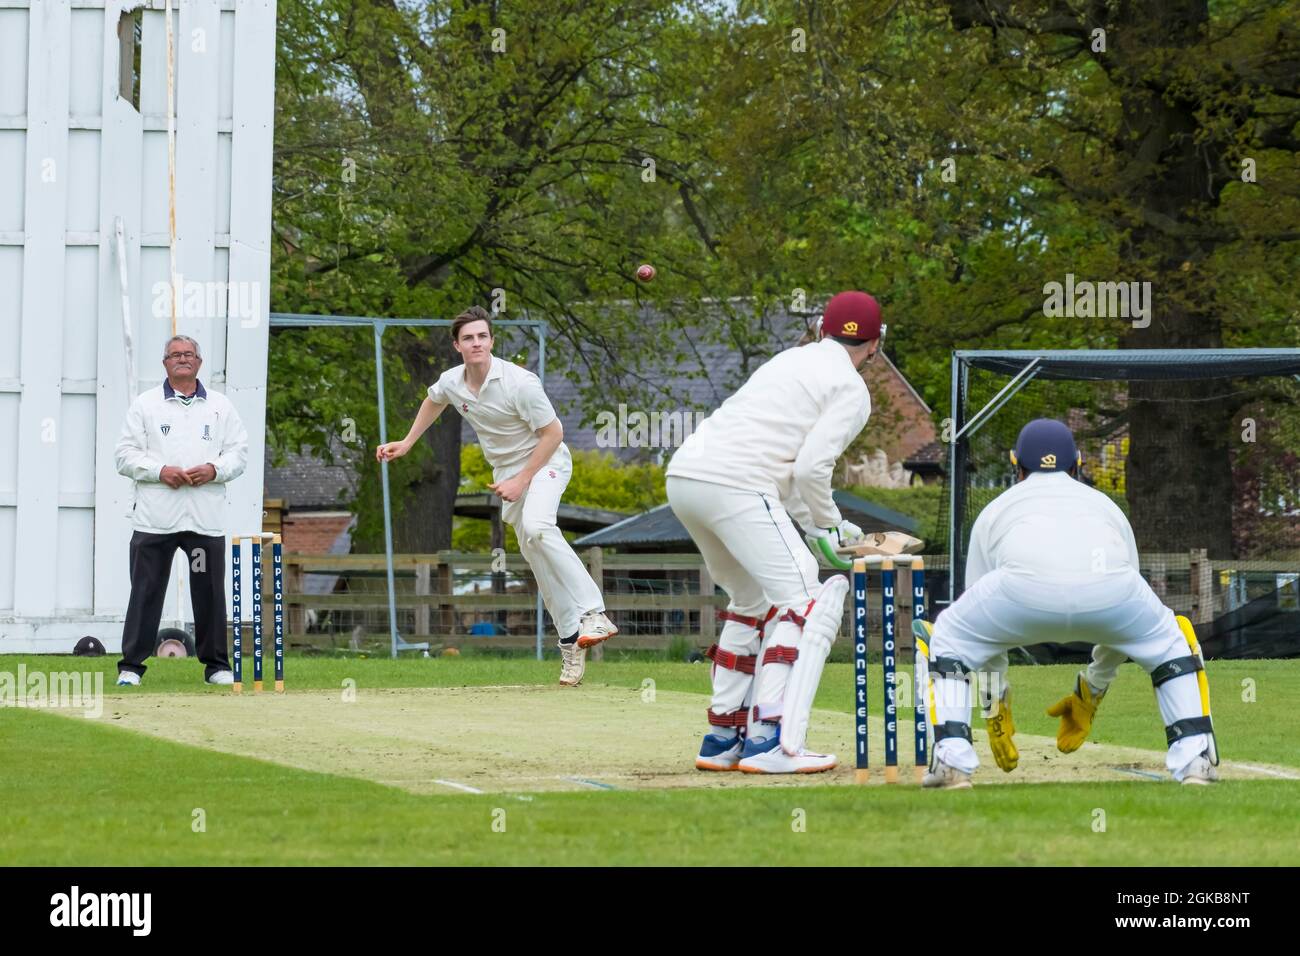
[78,685,1295,795]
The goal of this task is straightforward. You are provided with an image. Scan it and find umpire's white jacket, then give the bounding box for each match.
[114,381,248,536]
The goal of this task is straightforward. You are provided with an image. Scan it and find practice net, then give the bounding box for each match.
[941,350,1300,660]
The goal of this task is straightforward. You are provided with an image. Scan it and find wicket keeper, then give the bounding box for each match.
[922,418,1218,788]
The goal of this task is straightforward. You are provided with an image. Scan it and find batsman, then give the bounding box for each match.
[920,418,1219,789]
[666,291,886,774]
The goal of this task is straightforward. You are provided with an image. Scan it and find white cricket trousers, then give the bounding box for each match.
[929,567,1211,776]
[667,476,821,724]
[500,444,604,640]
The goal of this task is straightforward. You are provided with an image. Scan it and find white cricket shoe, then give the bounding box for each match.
[558,641,586,686]
[206,670,235,686]
[116,671,141,687]
[577,610,618,648]
[737,731,836,774]
[922,758,973,790]
[1177,753,1219,786]
[696,733,744,771]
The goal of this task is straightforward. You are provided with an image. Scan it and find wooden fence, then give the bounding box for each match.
[281,550,740,650]
[273,548,1296,650]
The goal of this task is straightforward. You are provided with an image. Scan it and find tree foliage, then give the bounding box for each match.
[268,0,1299,557]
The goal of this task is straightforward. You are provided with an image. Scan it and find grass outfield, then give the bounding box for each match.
[2,654,1298,865]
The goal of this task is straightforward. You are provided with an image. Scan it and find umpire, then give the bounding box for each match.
[113,335,248,686]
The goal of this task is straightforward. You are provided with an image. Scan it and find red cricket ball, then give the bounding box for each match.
[636,264,656,282]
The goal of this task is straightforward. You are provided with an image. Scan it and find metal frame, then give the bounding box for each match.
[269,312,550,660]
[946,347,1300,605]
[947,354,1043,602]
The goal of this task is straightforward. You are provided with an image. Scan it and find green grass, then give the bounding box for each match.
[2,654,1298,865]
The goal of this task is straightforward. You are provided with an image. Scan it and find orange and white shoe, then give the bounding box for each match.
[577,610,618,648]
[695,733,744,771]
[737,730,837,774]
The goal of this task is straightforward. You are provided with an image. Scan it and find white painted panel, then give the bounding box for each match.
[0,392,16,493]
[215,131,231,233]
[175,0,219,349]
[0,505,14,611]
[0,132,25,230]
[0,247,21,379]
[224,0,275,613]
[217,9,234,121]
[0,10,29,117]
[139,7,178,118]
[94,2,144,618]
[65,129,100,231]
[68,8,102,118]
[140,128,169,234]
[56,506,94,612]
[14,0,71,618]
[59,392,96,495]
[207,244,228,373]
[138,244,171,378]
[64,245,98,379]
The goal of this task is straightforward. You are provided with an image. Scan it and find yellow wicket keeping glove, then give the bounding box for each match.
[1046,674,1105,753]
[985,691,1018,772]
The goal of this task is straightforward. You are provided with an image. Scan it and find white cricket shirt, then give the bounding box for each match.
[428,356,562,478]
[666,338,872,530]
[965,471,1140,585]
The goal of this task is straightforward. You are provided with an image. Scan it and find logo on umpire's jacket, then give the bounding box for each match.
[202,424,212,441]
[160,424,171,436]
[1040,453,1057,469]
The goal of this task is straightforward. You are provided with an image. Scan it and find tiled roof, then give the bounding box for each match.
[574,490,919,548]
[905,440,946,467]
[264,439,359,510]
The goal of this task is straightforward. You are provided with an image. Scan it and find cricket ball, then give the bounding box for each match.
[636,263,656,282]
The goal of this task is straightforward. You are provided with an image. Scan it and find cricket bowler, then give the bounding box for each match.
[376,306,617,685]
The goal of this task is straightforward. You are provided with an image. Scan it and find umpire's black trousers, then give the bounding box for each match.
[119,531,229,679]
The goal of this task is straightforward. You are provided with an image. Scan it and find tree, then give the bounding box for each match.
[270,0,733,548]
[684,0,1299,556]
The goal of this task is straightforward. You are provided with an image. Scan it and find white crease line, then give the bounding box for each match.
[433,778,485,794]
[1229,763,1300,781]
[1111,766,1166,781]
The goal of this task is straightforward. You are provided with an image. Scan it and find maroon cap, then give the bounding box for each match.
[820,291,883,342]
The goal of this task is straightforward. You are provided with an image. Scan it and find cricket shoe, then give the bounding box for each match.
[558,641,586,686]
[922,758,973,790]
[737,729,837,774]
[116,671,141,687]
[1177,753,1219,786]
[576,610,618,649]
[206,670,234,686]
[695,733,744,771]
